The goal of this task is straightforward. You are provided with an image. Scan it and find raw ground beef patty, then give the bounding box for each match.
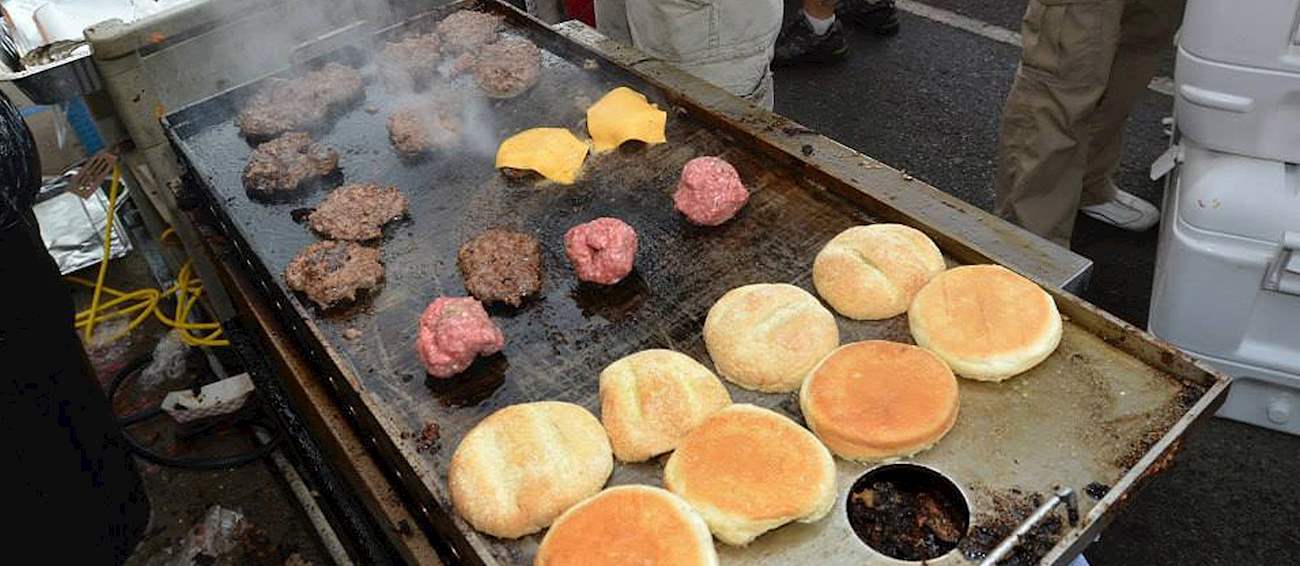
[564,217,638,285]
[672,156,750,226]
[473,36,541,98]
[235,62,364,138]
[308,183,409,241]
[416,297,505,378]
[457,228,544,306]
[387,102,462,156]
[242,132,339,197]
[284,241,384,309]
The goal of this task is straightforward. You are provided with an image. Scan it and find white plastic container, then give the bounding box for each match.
[1173,0,1300,164]
[1148,140,1300,435]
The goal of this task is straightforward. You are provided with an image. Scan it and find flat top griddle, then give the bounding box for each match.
[163,2,1228,564]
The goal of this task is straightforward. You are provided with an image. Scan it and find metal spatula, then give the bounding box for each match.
[70,150,117,199]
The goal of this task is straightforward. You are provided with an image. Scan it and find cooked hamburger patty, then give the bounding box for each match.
[235,62,364,138]
[284,240,384,309]
[387,102,462,156]
[242,132,339,197]
[457,229,543,306]
[308,183,409,241]
[379,32,442,90]
[436,10,502,53]
[474,37,541,98]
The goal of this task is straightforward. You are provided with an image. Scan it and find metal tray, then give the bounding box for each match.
[162,2,1230,564]
[1,49,101,104]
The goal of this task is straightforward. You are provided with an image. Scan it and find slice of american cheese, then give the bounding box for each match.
[586,86,667,153]
[495,127,590,185]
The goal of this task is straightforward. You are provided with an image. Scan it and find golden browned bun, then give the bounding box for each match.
[663,404,836,546]
[535,485,718,566]
[449,402,613,539]
[703,284,839,392]
[812,224,946,320]
[908,264,1063,381]
[599,350,732,463]
[800,340,959,461]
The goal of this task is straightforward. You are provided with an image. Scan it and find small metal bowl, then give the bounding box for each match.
[846,462,972,564]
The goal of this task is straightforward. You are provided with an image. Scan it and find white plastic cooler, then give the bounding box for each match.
[1148,0,1300,434]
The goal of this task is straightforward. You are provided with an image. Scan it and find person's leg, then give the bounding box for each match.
[774,0,849,66]
[593,0,632,44]
[994,0,1125,246]
[626,0,782,103]
[1079,0,1185,207]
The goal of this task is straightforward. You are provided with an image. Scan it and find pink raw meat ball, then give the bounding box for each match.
[416,297,504,378]
[564,217,638,285]
[672,156,750,226]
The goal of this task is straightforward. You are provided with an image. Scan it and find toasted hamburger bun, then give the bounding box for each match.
[813,224,946,320]
[703,284,839,392]
[449,402,613,538]
[664,404,836,546]
[535,485,718,566]
[599,349,732,463]
[800,340,959,461]
[908,265,1062,381]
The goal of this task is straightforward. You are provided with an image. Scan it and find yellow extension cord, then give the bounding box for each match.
[70,164,229,347]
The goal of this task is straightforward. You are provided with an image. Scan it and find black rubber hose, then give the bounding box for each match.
[108,354,282,469]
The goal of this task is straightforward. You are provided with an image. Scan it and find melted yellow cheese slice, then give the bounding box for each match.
[586,86,667,153]
[495,128,590,185]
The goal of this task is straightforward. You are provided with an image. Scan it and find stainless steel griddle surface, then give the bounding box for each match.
[163,2,1227,564]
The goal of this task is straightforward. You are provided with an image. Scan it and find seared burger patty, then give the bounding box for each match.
[308,183,409,241]
[474,37,541,98]
[386,100,462,157]
[284,240,384,309]
[242,132,339,197]
[379,32,442,90]
[235,62,364,138]
[457,228,544,306]
[436,10,502,54]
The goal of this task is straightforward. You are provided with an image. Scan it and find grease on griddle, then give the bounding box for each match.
[425,353,507,407]
[847,465,969,561]
[570,271,648,322]
[290,207,315,223]
[1085,482,1110,500]
[959,488,1064,565]
[415,421,440,453]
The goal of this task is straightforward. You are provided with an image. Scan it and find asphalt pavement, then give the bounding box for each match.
[773,1,1300,563]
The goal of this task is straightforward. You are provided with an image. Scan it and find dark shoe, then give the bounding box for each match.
[838,0,900,36]
[773,14,849,67]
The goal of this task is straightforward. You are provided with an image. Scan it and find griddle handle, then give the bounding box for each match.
[978,487,1079,566]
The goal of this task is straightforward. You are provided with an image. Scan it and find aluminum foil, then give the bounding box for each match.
[33,167,132,274]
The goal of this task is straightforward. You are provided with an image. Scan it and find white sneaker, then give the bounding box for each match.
[1080,189,1160,231]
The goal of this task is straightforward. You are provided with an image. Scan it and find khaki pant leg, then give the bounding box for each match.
[594,0,632,44]
[1079,0,1185,204]
[994,0,1125,246]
